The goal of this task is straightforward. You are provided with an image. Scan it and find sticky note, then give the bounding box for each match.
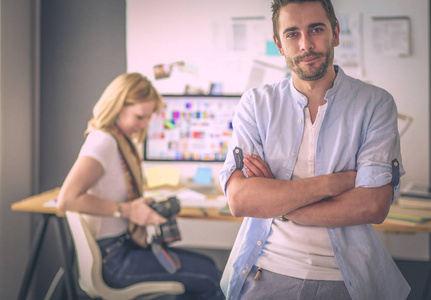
[266,40,279,56]
[193,167,212,185]
[145,166,180,188]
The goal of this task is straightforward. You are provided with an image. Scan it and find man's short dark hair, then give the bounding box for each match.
[271,0,338,41]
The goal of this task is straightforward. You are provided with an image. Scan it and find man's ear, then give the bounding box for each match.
[333,22,340,47]
[273,35,284,56]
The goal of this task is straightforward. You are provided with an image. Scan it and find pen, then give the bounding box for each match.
[199,207,208,216]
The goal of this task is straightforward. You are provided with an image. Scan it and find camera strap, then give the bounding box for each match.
[105,126,149,248]
[151,236,181,274]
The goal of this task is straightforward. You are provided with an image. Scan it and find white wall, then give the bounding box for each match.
[0,0,35,298]
[127,0,284,95]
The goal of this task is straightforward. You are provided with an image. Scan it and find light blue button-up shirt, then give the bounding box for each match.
[219,66,410,300]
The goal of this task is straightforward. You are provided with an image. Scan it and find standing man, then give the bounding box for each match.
[219,0,410,299]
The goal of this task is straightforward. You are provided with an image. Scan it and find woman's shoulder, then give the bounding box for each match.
[80,130,119,160]
[86,130,117,147]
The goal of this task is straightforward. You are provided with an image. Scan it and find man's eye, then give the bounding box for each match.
[312,27,323,33]
[286,32,297,39]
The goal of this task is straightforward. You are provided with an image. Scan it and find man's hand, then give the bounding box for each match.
[244,154,274,179]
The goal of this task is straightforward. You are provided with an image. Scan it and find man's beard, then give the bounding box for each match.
[286,45,334,81]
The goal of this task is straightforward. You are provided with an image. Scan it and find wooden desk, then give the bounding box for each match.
[11,187,63,216]
[12,189,431,300]
[10,187,240,221]
[12,187,431,230]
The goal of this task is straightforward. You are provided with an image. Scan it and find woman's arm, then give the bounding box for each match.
[57,156,166,226]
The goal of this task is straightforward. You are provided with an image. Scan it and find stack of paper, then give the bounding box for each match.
[385,213,431,226]
[399,182,431,209]
[398,197,431,209]
[385,205,431,226]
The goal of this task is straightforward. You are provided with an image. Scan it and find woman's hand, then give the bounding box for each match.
[124,197,167,226]
[243,154,274,179]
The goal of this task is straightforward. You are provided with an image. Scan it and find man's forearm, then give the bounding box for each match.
[226,170,356,218]
[283,184,393,227]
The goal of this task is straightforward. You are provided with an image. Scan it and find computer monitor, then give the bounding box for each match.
[144,94,241,162]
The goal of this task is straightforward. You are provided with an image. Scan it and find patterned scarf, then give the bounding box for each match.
[104,125,148,248]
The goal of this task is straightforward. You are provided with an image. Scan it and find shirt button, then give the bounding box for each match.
[243,270,248,275]
[257,241,262,245]
[292,153,297,157]
[302,96,307,100]
[298,119,302,124]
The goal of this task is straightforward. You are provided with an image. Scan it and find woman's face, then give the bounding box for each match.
[116,101,156,138]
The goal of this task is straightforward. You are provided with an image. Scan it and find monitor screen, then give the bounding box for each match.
[144,94,241,162]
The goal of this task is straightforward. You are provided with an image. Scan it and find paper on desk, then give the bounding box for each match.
[176,188,227,208]
[43,198,58,207]
[144,189,177,201]
[145,166,180,188]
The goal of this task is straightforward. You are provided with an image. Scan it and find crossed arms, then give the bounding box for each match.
[226,154,393,227]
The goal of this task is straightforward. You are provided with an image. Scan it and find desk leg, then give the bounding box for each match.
[18,214,50,300]
[52,217,77,300]
[422,233,431,300]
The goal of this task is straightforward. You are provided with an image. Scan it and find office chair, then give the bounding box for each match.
[65,211,185,300]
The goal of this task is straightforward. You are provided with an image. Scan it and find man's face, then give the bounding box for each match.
[274,2,339,81]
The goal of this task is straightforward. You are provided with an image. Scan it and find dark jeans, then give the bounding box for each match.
[98,235,224,300]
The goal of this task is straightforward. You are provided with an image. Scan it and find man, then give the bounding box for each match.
[219,0,410,299]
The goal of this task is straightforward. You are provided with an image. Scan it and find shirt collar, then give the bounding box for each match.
[289,65,344,108]
[324,65,343,102]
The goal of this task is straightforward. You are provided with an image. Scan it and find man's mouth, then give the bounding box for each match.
[296,53,323,64]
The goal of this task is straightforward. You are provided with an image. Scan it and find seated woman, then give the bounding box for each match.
[57,72,224,300]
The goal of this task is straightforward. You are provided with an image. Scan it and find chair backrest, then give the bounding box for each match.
[65,211,185,300]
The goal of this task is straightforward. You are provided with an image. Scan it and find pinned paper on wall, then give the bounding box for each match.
[193,167,213,185]
[372,16,410,57]
[145,166,180,188]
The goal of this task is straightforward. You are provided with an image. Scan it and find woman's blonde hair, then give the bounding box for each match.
[85,72,163,142]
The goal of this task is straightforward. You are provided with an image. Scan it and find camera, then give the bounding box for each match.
[149,196,181,245]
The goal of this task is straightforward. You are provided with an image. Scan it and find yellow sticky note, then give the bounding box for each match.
[145,166,180,188]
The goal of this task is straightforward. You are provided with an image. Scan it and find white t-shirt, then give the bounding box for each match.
[78,130,129,240]
[256,103,343,281]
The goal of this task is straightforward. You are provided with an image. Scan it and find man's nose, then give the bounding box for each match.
[300,34,314,51]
